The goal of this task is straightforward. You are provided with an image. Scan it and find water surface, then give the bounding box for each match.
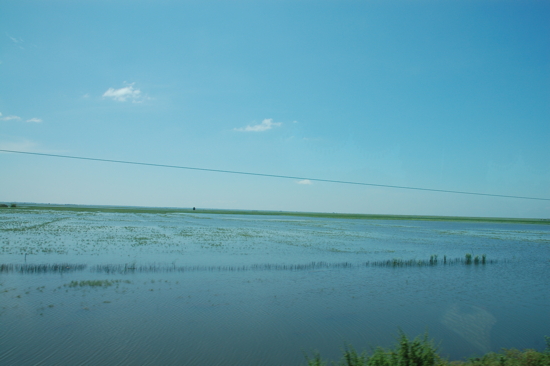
[1,208,549,365]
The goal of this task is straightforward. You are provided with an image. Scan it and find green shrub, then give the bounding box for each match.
[304,333,550,366]
[306,332,444,366]
[463,348,550,366]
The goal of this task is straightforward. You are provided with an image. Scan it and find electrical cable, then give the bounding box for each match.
[1,149,548,201]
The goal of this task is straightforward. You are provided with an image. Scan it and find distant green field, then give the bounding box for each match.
[2,203,549,225]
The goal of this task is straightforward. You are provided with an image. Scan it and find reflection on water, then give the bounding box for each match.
[0,209,549,365]
[441,303,497,354]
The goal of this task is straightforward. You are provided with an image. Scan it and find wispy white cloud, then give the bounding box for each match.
[234,118,282,132]
[7,34,23,44]
[7,34,25,49]
[103,83,142,102]
[0,139,37,152]
[1,113,42,123]
[297,179,312,185]
[0,113,21,121]
[0,139,65,154]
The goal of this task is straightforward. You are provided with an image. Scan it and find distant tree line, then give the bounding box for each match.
[0,203,17,208]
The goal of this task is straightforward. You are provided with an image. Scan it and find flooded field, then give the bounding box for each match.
[1,207,549,365]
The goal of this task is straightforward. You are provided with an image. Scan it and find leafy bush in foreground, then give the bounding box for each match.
[305,333,550,366]
[305,332,444,366]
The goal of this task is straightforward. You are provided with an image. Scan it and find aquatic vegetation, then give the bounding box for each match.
[91,261,355,274]
[366,254,496,268]
[66,280,113,287]
[65,279,131,288]
[7,204,550,225]
[1,254,497,274]
[0,218,67,232]
[0,263,87,274]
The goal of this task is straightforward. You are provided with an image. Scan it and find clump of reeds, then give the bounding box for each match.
[1,254,497,276]
[366,254,495,268]
[463,253,489,265]
[0,263,87,274]
[90,261,355,274]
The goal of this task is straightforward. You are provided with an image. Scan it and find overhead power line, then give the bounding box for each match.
[1,149,549,201]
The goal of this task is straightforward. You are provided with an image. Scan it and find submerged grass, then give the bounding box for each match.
[305,332,550,366]
[65,279,131,288]
[0,218,67,232]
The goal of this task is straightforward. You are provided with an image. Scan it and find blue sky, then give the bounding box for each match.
[1,0,549,218]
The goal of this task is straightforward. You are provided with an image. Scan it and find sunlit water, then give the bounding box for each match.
[1,209,549,365]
